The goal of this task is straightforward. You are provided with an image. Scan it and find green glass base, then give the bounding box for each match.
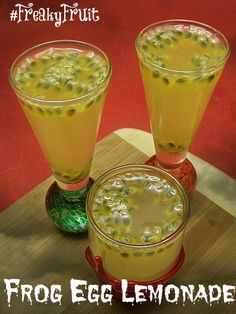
[45,179,93,233]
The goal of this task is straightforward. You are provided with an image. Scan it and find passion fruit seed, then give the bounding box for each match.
[185,31,192,38]
[37,107,44,115]
[176,29,183,36]
[65,80,73,91]
[176,76,188,83]
[146,251,155,256]
[120,252,129,257]
[86,99,94,109]
[67,108,76,116]
[163,76,169,85]
[208,74,215,82]
[142,44,148,51]
[152,70,160,78]
[55,108,62,115]
[198,36,208,47]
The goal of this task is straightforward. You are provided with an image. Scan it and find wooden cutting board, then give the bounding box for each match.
[0,133,235,313]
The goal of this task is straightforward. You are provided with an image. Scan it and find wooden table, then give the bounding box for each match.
[0,132,235,313]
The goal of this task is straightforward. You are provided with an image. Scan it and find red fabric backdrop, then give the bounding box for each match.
[0,0,236,210]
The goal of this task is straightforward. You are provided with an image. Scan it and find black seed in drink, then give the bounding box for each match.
[105,243,111,250]
[19,78,26,84]
[152,70,160,78]
[208,74,215,82]
[67,108,76,116]
[185,31,192,38]
[155,33,162,40]
[62,175,72,180]
[157,248,164,253]
[86,99,94,108]
[83,85,89,94]
[31,60,37,66]
[65,81,73,91]
[120,252,129,257]
[158,143,164,149]
[198,36,208,47]
[20,100,26,106]
[176,29,183,36]
[88,62,96,68]
[176,76,188,83]
[74,172,83,181]
[96,93,102,103]
[155,55,166,61]
[193,75,204,82]
[168,142,178,150]
[142,44,148,51]
[54,86,61,92]
[37,107,44,115]
[36,82,42,89]
[55,55,63,61]
[46,108,53,115]
[133,251,142,257]
[42,82,50,89]
[76,85,83,95]
[200,40,208,47]
[55,107,62,115]
[163,76,169,85]
[165,37,172,45]
[146,251,155,256]
[54,171,61,177]
[29,72,36,78]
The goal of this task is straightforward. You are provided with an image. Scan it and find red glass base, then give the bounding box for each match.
[146,155,197,196]
[85,246,185,301]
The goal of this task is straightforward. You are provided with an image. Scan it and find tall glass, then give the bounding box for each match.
[135,20,230,195]
[10,40,111,233]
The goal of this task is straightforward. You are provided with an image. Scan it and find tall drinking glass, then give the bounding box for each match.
[10,40,111,232]
[135,20,230,195]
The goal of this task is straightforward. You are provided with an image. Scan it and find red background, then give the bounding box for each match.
[0,0,236,211]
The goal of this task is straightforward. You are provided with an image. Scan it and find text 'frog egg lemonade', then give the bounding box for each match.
[13,45,109,187]
[136,21,228,167]
[87,165,189,282]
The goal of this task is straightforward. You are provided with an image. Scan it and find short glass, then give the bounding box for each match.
[86,165,190,288]
[135,20,230,195]
[9,40,112,233]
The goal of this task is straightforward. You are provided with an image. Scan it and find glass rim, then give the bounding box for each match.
[86,164,190,249]
[135,19,230,74]
[9,39,112,105]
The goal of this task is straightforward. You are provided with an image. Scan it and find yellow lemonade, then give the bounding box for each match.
[87,165,189,281]
[136,22,229,167]
[12,46,110,186]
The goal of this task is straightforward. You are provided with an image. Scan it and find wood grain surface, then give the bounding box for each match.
[0,133,235,313]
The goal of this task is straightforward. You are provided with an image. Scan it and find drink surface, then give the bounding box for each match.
[91,171,185,245]
[136,23,228,166]
[138,24,227,72]
[13,47,110,185]
[14,48,109,100]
